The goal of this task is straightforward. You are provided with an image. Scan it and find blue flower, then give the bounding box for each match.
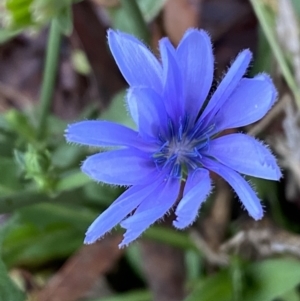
[65,29,281,247]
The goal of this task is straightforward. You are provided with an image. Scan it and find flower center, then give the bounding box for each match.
[152,115,215,178]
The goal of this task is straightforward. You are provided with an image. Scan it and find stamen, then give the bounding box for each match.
[194,147,202,158]
[158,132,166,143]
[152,113,214,179]
[168,118,175,138]
[178,123,183,141]
[172,163,181,178]
[188,120,203,140]
[182,114,189,133]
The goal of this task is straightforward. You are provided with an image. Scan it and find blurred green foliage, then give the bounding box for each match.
[4,0,74,34]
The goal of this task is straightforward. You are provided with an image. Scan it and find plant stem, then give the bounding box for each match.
[37,19,61,138]
[250,0,300,108]
[120,0,150,44]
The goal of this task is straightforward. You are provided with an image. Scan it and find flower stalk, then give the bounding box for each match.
[250,0,300,108]
[37,19,61,139]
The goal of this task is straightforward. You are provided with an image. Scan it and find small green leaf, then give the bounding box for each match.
[0,29,21,44]
[125,245,144,280]
[6,0,34,28]
[0,157,22,194]
[244,258,300,301]
[107,0,149,42]
[4,109,36,144]
[55,3,73,35]
[184,269,232,301]
[100,90,136,129]
[83,182,123,206]
[0,218,25,301]
[71,49,91,75]
[291,0,300,18]
[185,250,202,283]
[108,0,166,35]
[3,202,96,266]
[56,170,91,192]
[137,0,167,22]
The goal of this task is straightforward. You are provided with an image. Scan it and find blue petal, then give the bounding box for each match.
[176,29,214,122]
[119,178,180,247]
[84,183,161,244]
[82,148,157,185]
[214,74,277,132]
[205,134,281,180]
[108,30,163,92]
[200,49,252,127]
[65,121,151,150]
[173,169,211,229]
[159,38,185,121]
[202,157,263,220]
[127,87,168,139]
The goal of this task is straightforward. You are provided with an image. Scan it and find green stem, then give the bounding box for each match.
[120,0,150,44]
[250,0,300,108]
[37,19,61,138]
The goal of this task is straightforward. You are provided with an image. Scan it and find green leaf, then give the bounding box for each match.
[244,258,300,301]
[249,177,287,228]
[0,157,22,194]
[0,186,86,213]
[71,49,91,75]
[55,2,73,35]
[184,269,232,301]
[280,288,300,301]
[83,182,122,206]
[107,0,149,42]
[136,0,167,22]
[0,29,21,44]
[56,170,91,191]
[251,27,273,75]
[4,109,36,144]
[0,259,24,301]
[0,218,25,301]
[185,250,202,283]
[291,0,300,18]
[3,223,82,267]
[100,90,136,129]
[108,0,166,33]
[125,245,144,280]
[5,0,34,28]
[3,202,96,267]
[51,142,86,169]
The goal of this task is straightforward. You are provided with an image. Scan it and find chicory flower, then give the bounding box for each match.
[65,29,281,247]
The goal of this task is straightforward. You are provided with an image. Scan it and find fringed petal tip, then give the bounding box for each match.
[244,200,264,221]
[177,28,214,122]
[254,72,278,102]
[64,123,76,142]
[183,28,211,38]
[206,134,282,181]
[118,234,134,248]
[84,233,98,245]
[172,217,191,230]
